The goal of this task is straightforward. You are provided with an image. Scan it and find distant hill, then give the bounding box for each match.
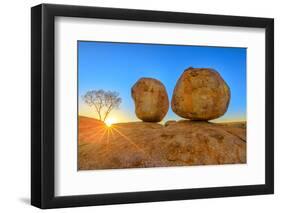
[79,115,104,127]
[78,116,105,144]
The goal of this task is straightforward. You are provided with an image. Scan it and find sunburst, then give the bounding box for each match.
[105,117,116,127]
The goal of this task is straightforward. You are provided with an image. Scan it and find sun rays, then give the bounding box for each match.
[110,126,146,154]
[80,121,151,159]
[105,117,116,127]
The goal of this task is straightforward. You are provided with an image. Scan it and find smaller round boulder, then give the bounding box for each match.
[132,78,169,122]
[171,67,230,120]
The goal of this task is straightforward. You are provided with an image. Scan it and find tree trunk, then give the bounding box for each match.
[103,106,112,122]
[97,111,102,121]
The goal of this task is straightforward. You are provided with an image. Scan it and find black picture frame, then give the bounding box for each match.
[31,3,274,209]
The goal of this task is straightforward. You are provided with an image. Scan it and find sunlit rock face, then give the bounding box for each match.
[131,77,169,122]
[78,117,246,170]
[172,67,231,120]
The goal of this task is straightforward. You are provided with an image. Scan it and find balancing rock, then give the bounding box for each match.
[132,78,169,122]
[171,67,230,120]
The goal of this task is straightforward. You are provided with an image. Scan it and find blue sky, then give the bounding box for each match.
[78,41,246,123]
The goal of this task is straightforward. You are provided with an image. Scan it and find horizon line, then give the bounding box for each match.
[78,114,246,124]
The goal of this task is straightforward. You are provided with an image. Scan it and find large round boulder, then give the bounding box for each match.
[131,78,169,122]
[171,67,230,120]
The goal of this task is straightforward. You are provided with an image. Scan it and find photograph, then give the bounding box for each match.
[78,41,247,170]
[30,3,274,209]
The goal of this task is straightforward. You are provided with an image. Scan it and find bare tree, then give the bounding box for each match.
[82,90,122,122]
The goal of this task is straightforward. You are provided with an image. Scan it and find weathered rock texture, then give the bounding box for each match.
[131,78,169,122]
[79,116,246,170]
[172,67,231,120]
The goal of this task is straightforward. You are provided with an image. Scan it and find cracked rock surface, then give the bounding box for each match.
[79,116,246,170]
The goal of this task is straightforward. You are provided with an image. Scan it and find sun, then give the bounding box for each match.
[105,117,117,127]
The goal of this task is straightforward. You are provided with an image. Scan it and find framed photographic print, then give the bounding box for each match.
[31,3,274,209]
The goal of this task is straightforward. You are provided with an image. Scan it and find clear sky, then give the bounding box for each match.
[78,41,246,123]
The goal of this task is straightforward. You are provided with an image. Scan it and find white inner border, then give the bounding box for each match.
[55,17,265,196]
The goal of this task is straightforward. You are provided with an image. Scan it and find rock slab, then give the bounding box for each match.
[79,116,246,170]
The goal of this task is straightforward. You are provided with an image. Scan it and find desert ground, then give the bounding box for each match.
[78,116,246,170]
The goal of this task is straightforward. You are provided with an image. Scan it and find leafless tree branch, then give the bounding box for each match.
[82,90,122,122]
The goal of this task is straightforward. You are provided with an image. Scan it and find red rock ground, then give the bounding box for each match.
[78,116,246,170]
